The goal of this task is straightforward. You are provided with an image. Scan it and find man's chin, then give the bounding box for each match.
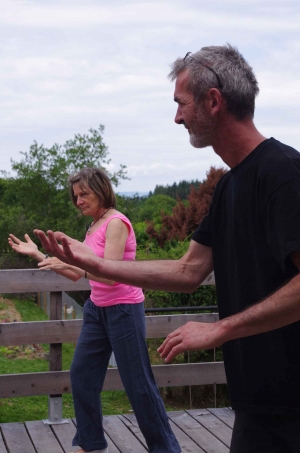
[189,135,208,149]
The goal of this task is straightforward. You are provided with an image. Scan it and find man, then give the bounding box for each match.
[36,44,300,452]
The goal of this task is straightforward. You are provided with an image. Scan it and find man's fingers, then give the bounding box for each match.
[61,236,75,259]
[34,230,51,252]
[47,231,72,262]
[157,331,179,353]
[164,344,185,363]
[53,231,72,242]
[158,333,183,360]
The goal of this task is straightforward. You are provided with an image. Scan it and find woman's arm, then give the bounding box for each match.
[38,255,115,285]
[8,233,81,282]
[38,218,129,286]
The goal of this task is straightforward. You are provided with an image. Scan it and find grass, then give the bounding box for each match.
[0,296,229,423]
[0,296,132,423]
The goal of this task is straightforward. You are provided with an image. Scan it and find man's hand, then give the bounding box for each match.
[34,230,100,272]
[157,321,225,363]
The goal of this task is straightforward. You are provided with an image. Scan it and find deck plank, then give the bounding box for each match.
[168,410,229,453]
[187,409,232,448]
[121,413,207,453]
[0,422,36,453]
[167,418,207,453]
[51,418,79,453]
[0,410,233,453]
[119,414,147,448]
[25,420,64,453]
[103,415,147,452]
[0,430,8,453]
[72,417,121,453]
[206,407,235,429]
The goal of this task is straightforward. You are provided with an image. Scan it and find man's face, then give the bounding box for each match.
[174,69,215,148]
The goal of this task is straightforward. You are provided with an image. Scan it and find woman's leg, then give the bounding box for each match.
[105,302,181,453]
[71,299,111,451]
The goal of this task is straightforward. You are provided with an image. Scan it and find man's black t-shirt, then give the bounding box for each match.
[192,138,300,414]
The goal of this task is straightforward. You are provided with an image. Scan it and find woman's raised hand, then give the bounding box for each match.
[8,233,39,258]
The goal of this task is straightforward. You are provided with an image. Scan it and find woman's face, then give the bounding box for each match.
[72,182,102,218]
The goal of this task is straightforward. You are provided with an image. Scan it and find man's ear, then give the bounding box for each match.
[206,88,223,116]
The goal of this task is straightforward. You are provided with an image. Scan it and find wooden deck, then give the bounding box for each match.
[0,408,234,453]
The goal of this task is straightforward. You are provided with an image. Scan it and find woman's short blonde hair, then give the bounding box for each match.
[68,168,116,209]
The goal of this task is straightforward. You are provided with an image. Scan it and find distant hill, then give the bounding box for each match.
[152,179,202,200]
[117,191,149,197]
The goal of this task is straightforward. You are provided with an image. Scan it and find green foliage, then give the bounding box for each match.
[116,193,147,223]
[133,222,149,246]
[137,194,176,222]
[146,167,227,248]
[11,125,127,189]
[144,285,217,310]
[136,237,190,260]
[0,297,133,422]
[0,125,128,257]
[137,240,217,309]
[152,179,202,200]
[0,345,37,359]
[13,297,49,321]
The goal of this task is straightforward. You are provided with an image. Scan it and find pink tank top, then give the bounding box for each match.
[84,213,144,307]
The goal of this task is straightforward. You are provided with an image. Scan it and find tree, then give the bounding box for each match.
[138,194,176,223]
[146,167,227,247]
[0,126,128,255]
[115,193,147,223]
[11,125,128,189]
[152,179,202,200]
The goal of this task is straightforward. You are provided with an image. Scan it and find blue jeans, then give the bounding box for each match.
[71,299,181,452]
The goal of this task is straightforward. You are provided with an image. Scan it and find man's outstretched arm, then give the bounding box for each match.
[158,251,300,362]
[34,229,213,293]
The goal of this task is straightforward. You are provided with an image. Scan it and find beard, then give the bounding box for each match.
[189,104,215,148]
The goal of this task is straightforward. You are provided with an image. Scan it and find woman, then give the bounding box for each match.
[8,167,181,453]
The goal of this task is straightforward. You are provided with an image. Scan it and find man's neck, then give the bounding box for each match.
[212,118,267,169]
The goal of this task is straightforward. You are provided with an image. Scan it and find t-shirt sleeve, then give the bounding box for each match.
[264,178,300,270]
[191,210,212,247]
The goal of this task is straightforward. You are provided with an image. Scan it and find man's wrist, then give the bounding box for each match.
[217,317,236,344]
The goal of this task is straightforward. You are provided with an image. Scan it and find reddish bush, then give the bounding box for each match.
[146,166,227,247]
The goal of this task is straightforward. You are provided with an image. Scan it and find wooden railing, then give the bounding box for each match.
[0,269,224,420]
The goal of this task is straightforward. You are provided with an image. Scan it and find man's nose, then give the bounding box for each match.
[174,106,183,124]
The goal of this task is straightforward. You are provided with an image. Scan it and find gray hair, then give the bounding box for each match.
[169,44,259,120]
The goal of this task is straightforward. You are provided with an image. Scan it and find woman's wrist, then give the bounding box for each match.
[35,251,48,262]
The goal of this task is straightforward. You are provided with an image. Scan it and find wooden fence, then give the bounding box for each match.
[0,269,225,421]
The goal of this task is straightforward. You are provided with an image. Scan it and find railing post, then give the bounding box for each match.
[43,291,68,425]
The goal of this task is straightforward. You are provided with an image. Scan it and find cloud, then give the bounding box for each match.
[1,1,299,31]
[1,0,300,192]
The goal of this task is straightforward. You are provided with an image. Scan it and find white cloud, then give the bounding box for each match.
[0,0,300,192]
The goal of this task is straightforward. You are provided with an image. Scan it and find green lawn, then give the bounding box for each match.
[0,297,132,422]
[0,296,215,423]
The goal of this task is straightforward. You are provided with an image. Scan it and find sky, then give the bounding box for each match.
[1,0,300,193]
